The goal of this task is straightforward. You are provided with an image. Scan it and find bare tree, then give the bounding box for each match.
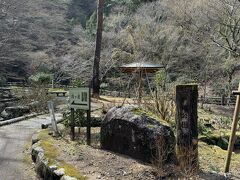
[207,0,240,95]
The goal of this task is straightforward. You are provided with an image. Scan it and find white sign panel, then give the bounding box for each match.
[69,87,90,110]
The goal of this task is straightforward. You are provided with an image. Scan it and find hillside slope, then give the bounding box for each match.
[0,0,96,82]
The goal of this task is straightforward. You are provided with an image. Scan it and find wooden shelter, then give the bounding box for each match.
[119,62,164,74]
[119,62,164,103]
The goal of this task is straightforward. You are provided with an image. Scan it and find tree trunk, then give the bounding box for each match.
[202,68,207,108]
[92,0,104,98]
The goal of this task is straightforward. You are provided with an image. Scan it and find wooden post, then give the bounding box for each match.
[176,85,198,174]
[47,101,59,135]
[87,88,91,145]
[200,95,204,109]
[224,83,240,173]
[221,94,226,106]
[52,79,54,89]
[138,70,143,105]
[87,110,91,145]
[70,108,75,141]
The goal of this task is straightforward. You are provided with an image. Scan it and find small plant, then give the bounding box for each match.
[72,79,84,87]
[212,82,228,97]
[143,71,175,123]
[219,116,232,128]
[152,134,178,178]
[198,118,212,135]
[63,109,86,133]
[143,93,175,122]
[208,164,220,173]
[152,135,168,176]
[177,146,199,177]
[18,85,51,112]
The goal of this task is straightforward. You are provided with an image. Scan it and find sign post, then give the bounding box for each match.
[47,101,59,135]
[87,87,91,145]
[70,108,75,141]
[224,83,240,173]
[176,85,198,174]
[69,87,91,145]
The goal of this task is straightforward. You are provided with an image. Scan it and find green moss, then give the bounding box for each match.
[37,129,85,179]
[176,84,198,90]
[147,124,156,129]
[199,141,240,172]
[131,108,171,126]
[59,161,86,180]
[131,108,144,116]
[38,129,50,140]
[40,140,58,160]
[176,83,198,86]
[205,129,240,138]
[198,108,215,121]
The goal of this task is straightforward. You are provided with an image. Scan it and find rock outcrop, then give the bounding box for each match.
[1,106,30,120]
[0,103,6,113]
[101,106,176,164]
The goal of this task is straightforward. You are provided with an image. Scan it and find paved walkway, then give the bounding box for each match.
[0,114,62,180]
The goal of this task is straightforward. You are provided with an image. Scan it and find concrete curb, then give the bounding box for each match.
[0,113,43,127]
[31,133,78,180]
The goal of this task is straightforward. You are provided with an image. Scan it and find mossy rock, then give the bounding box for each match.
[101,106,176,164]
[199,134,240,150]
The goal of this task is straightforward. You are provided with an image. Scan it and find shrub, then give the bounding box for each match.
[143,70,175,123]
[18,86,51,112]
[0,75,6,86]
[72,79,84,87]
[143,92,175,123]
[63,109,86,128]
[212,82,228,96]
[29,73,52,85]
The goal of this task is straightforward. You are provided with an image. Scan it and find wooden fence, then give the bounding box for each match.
[199,96,236,106]
[6,82,28,87]
[100,90,135,98]
[100,90,236,106]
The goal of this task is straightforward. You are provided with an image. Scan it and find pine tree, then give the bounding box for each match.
[92,0,104,98]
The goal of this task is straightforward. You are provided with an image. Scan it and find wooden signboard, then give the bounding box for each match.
[69,88,90,110]
[69,87,91,145]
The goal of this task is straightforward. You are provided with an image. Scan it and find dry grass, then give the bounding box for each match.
[199,141,240,174]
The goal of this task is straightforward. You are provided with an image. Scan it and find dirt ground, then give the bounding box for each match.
[22,96,240,180]
[31,125,240,180]
[47,128,157,180]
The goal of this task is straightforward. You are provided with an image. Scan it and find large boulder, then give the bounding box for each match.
[1,106,30,119]
[101,106,176,164]
[0,90,12,99]
[0,103,6,113]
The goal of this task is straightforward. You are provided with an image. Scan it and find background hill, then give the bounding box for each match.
[0,0,239,95]
[0,0,96,82]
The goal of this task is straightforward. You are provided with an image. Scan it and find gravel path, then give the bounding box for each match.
[0,114,62,180]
